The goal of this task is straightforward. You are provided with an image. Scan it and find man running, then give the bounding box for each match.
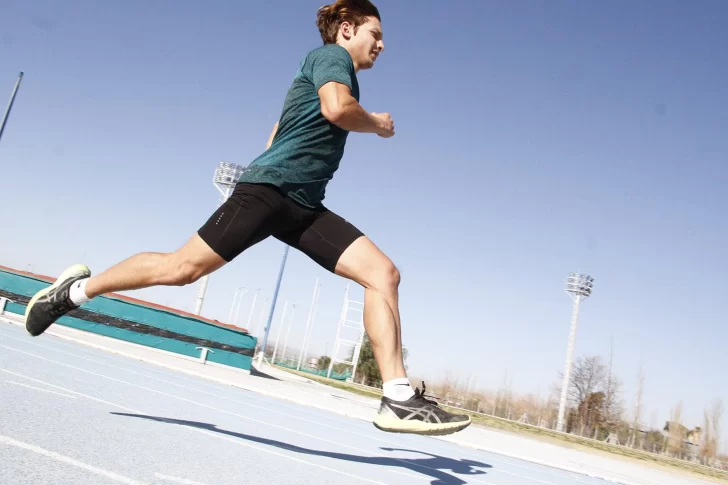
[24,0,471,436]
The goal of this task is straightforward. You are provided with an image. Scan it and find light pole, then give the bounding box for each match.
[271,301,294,365]
[280,303,295,365]
[297,277,320,370]
[256,244,290,365]
[227,286,247,325]
[556,272,594,432]
[1,72,24,144]
[193,161,244,315]
[246,289,260,331]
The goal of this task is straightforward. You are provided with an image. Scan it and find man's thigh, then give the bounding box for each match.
[332,235,397,290]
[274,209,365,274]
[198,183,291,262]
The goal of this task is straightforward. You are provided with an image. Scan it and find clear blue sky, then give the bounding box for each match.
[2,0,726,438]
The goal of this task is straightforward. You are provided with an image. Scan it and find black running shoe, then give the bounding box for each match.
[373,382,471,435]
[25,264,91,336]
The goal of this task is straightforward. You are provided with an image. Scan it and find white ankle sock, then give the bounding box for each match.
[69,278,91,306]
[383,378,415,401]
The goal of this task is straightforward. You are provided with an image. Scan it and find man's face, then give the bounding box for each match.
[341,17,384,71]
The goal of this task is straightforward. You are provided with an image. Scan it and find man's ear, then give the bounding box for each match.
[340,20,354,41]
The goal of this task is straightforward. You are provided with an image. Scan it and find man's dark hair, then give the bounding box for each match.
[316,0,380,45]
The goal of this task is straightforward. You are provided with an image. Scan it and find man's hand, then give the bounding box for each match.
[371,112,394,138]
[318,82,394,137]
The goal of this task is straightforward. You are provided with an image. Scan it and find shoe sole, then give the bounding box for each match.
[372,415,472,436]
[24,264,91,336]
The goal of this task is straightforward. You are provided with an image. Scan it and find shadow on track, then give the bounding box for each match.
[111,413,492,484]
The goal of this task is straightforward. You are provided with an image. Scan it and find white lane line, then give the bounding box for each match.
[383,470,432,481]
[2,332,631,485]
[0,434,148,485]
[154,473,211,485]
[0,368,140,413]
[0,337,590,485]
[0,331,442,464]
[1,332,495,480]
[3,336,572,485]
[177,421,393,485]
[0,345,497,484]
[4,380,77,398]
[0,331,370,424]
[0,367,391,485]
[400,435,603,485]
[0,335,359,429]
[2,329,591,485]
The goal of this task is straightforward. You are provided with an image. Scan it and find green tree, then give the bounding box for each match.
[317,355,331,370]
[355,334,408,387]
[577,391,606,438]
[332,362,351,375]
[355,334,380,385]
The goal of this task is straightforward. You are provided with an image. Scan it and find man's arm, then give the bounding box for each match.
[318,82,394,137]
[265,121,279,149]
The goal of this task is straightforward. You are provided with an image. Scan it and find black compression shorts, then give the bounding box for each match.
[197,182,364,273]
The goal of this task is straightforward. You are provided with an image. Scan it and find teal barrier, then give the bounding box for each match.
[0,267,256,371]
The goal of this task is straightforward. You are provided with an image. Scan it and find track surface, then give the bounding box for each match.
[0,322,618,485]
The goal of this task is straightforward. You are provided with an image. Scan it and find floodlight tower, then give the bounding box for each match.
[556,272,594,432]
[193,161,245,315]
[256,244,290,365]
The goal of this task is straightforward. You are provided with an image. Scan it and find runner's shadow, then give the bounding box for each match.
[110,413,492,485]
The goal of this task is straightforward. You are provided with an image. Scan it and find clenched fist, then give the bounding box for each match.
[371,112,394,138]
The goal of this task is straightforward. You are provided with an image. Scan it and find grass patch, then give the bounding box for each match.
[275,366,383,400]
[274,365,728,484]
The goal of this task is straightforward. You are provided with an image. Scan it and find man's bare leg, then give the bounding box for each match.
[334,235,471,434]
[333,236,406,383]
[85,234,227,297]
[24,234,227,337]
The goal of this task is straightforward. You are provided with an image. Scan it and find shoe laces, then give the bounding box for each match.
[415,381,439,406]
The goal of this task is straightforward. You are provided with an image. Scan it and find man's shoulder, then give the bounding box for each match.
[304,44,353,66]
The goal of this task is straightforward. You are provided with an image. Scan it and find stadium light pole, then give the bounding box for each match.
[0,72,24,144]
[256,243,289,365]
[556,272,594,432]
[193,161,244,315]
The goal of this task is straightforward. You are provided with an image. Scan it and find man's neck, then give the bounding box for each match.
[335,42,359,72]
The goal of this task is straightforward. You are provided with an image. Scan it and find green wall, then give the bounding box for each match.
[0,268,256,370]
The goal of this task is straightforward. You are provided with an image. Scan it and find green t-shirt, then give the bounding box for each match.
[238,44,359,208]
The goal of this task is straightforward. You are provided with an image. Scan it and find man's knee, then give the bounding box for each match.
[175,261,207,286]
[158,235,226,287]
[161,255,208,286]
[372,260,400,293]
[335,236,400,292]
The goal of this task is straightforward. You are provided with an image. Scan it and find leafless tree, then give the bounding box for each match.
[564,355,607,435]
[630,365,645,448]
[702,399,724,462]
[569,356,607,406]
[550,355,610,435]
[665,401,686,457]
[435,370,457,402]
[603,341,624,429]
[494,369,513,419]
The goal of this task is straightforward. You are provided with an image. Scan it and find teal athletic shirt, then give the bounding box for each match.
[238,44,360,209]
